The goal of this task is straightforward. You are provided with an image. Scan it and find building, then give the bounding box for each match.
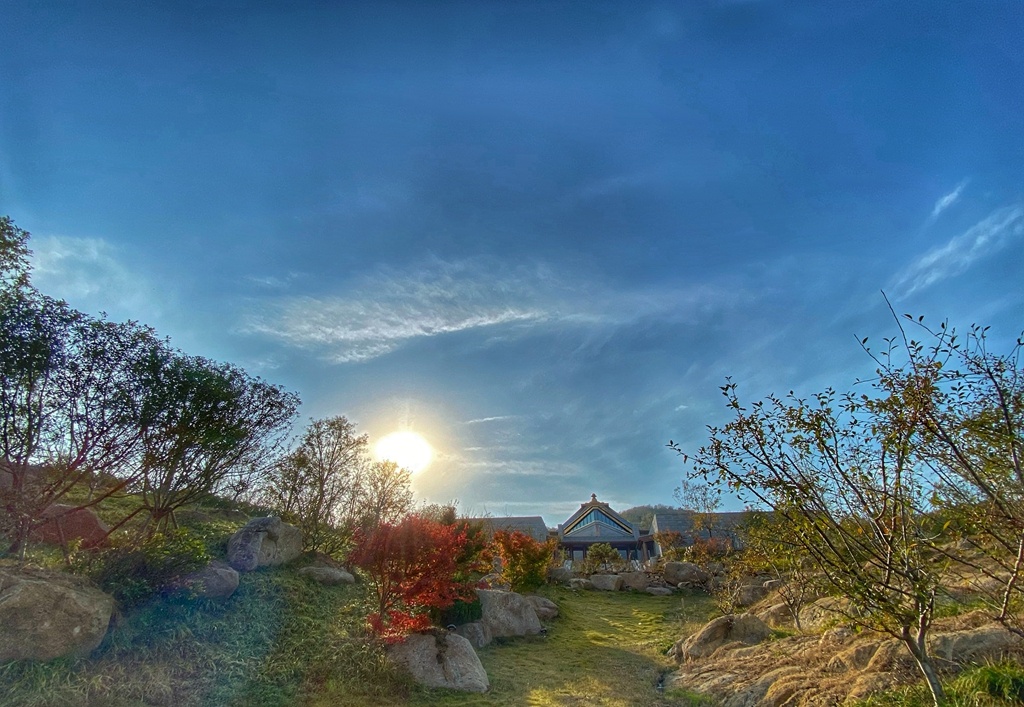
[557,494,655,562]
[649,509,747,556]
[467,516,550,544]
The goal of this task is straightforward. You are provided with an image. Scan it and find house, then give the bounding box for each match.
[467,515,550,544]
[557,494,656,562]
[649,509,748,556]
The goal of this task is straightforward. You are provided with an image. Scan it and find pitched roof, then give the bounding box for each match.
[651,510,749,537]
[558,494,639,541]
[468,516,550,543]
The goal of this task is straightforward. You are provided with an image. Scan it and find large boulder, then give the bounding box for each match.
[226,517,302,571]
[30,504,110,549]
[620,571,652,591]
[647,587,674,596]
[735,582,769,607]
[454,621,492,649]
[525,595,559,621]
[671,613,773,662]
[664,562,709,587]
[184,560,239,599]
[298,565,355,586]
[0,568,114,661]
[477,589,542,639]
[548,567,573,584]
[930,625,1022,664]
[798,596,855,631]
[388,632,488,693]
[568,578,594,591]
[590,574,624,591]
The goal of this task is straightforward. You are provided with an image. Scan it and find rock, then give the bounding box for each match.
[387,632,488,693]
[819,626,854,646]
[756,602,793,628]
[589,574,624,591]
[0,568,114,661]
[930,625,1022,664]
[664,562,709,586]
[828,640,883,672]
[226,517,302,571]
[476,589,542,639]
[454,621,492,649]
[619,571,651,591]
[569,578,594,590]
[298,565,355,586]
[647,587,673,596]
[30,504,110,549]
[798,596,854,631]
[184,560,239,599]
[735,583,768,607]
[673,613,773,662]
[547,567,573,584]
[525,595,558,621]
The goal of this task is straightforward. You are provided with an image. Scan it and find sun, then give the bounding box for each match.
[375,431,433,474]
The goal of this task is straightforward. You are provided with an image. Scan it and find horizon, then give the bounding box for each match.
[3,1,1022,526]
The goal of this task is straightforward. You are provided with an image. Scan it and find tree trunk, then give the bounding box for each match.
[901,629,945,706]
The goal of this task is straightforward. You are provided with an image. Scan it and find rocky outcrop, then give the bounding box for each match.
[454,621,492,649]
[477,589,542,639]
[798,596,855,630]
[590,574,624,591]
[226,517,302,571]
[619,571,651,591]
[670,613,772,662]
[0,568,113,661]
[30,504,110,549]
[184,560,240,599]
[664,562,709,587]
[298,565,355,586]
[526,595,558,621]
[387,632,489,693]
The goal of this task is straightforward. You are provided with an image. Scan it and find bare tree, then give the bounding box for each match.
[358,459,414,529]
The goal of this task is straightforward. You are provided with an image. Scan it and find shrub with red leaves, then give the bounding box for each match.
[349,514,470,643]
[491,530,556,593]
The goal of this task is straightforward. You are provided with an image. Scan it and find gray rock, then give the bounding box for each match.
[298,565,355,585]
[525,595,559,621]
[664,562,710,586]
[619,571,651,591]
[388,632,489,693]
[672,613,772,662]
[735,583,769,607]
[477,589,542,639]
[646,587,674,596]
[547,567,573,584]
[590,574,624,591]
[930,625,1022,664]
[226,517,303,571]
[0,568,113,661]
[568,578,594,590]
[454,621,492,649]
[184,560,239,599]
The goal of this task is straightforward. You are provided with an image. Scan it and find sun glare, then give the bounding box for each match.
[375,431,433,474]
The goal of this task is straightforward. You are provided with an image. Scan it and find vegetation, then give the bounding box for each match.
[491,529,556,593]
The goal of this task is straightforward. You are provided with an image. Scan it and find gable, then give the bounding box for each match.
[563,508,633,537]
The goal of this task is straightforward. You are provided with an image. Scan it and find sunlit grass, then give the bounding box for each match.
[853,662,1024,707]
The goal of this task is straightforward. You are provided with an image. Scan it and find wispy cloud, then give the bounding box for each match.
[929,179,968,220]
[462,415,520,425]
[242,258,743,363]
[892,204,1024,299]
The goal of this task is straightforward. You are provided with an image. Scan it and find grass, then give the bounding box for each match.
[853,663,1024,707]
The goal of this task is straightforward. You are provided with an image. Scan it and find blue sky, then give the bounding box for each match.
[2,1,1022,525]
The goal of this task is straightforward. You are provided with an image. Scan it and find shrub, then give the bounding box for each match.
[491,530,556,593]
[348,514,470,643]
[578,542,625,574]
[78,529,210,608]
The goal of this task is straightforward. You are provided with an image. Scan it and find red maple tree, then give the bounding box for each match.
[349,514,470,642]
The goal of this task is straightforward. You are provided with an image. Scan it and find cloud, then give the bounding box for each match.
[930,180,968,220]
[892,205,1024,299]
[462,415,520,425]
[242,257,743,363]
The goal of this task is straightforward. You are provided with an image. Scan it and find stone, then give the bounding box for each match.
[798,596,854,631]
[184,560,239,599]
[568,578,594,590]
[525,595,559,621]
[930,625,1021,664]
[756,602,793,628]
[226,517,302,571]
[735,583,769,607]
[298,565,355,586]
[646,587,673,596]
[454,621,492,649]
[0,568,114,662]
[589,574,624,591]
[547,567,573,584]
[388,632,489,693]
[476,589,542,638]
[664,561,709,586]
[30,504,110,549]
[673,613,773,662]
[619,571,651,591]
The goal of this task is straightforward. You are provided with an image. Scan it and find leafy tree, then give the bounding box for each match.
[349,514,469,643]
[136,352,298,534]
[491,529,556,593]
[675,378,948,704]
[674,478,722,540]
[583,542,624,574]
[0,216,31,290]
[653,530,686,560]
[739,512,817,630]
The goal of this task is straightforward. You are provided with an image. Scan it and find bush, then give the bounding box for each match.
[437,596,483,627]
[491,530,556,593]
[77,529,210,608]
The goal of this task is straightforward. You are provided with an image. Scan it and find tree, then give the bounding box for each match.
[674,478,722,540]
[740,512,817,630]
[491,529,556,593]
[358,459,414,530]
[136,352,298,534]
[675,378,948,704]
[0,216,31,290]
[349,514,469,643]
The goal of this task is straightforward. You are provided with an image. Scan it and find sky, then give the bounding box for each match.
[2,1,1022,526]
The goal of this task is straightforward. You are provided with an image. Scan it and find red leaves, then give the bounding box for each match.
[350,514,470,643]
